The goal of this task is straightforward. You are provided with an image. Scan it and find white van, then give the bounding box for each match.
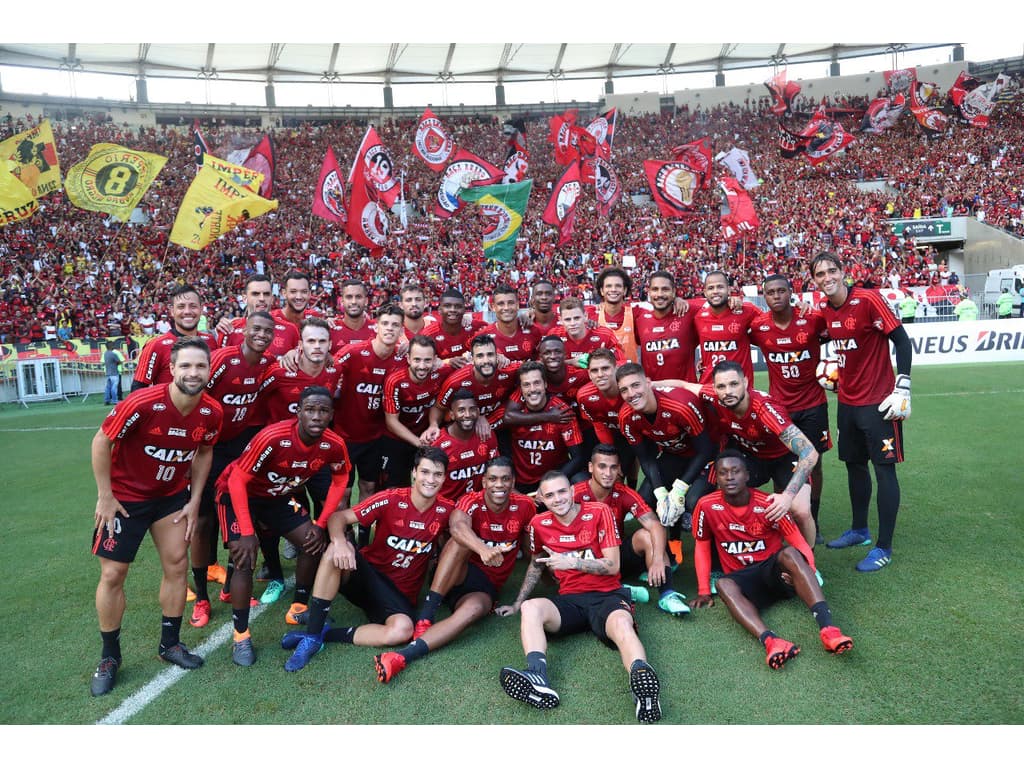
[984,265,1024,310]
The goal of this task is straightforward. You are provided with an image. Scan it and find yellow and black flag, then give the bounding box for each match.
[0,161,39,227]
[169,165,278,251]
[0,119,62,198]
[65,143,168,221]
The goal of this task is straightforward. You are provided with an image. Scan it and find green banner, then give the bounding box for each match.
[887,219,953,238]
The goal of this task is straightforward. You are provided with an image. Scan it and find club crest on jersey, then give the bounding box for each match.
[578,528,593,545]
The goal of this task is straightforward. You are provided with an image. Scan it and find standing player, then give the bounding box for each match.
[528,278,559,333]
[633,271,699,382]
[481,283,542,362]
[496,471,663,723]
[534,335,590,408]
[432,390,500,501]
[574,444,689,615]
[216,387,350,666]
[421,288,486,368]
[272,270,316,338]
[431,334,519,443]
[557,297,624,363]
[689,450,853,668]
[749,275,831,542]
[89,338,223,696]
[280,447,454,672]
[329,278,376,354]
[812,252,913,572]
[190,311,276,627]
[133,284,219,390]
[216,274,300,359]
[381,335,449,488]
[398,283,434,339]
[590,266,640,363]
[373,457,535,683]
[690,271,759,384]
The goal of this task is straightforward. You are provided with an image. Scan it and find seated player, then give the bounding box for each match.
[496,471,663,723]
[281,446,454,672]
[573,444,689,616]
[373,457,536,683]
[216,386,350,666]
[689,450,853,669]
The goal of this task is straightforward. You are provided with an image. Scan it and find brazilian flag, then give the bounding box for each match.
[458,179,532,263]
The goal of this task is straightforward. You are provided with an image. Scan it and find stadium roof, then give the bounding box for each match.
[0,43,956,86]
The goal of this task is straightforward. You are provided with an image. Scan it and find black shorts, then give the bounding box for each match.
[741,451,801,492]
[91,491,189,563]
[338,549,415,624]
[444,561,498,610]
[304,464,333,510]
[379,436,417,489]
[836,402,905,465]
[789,402,832,455]
[217,492,312,543]
[347,440,384,486]
[620,536,647,579]
[549,588,636,648]
[719,550,796,610]
[199,432,256,517]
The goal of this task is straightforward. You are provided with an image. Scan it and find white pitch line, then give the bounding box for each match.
[97,578,294,725]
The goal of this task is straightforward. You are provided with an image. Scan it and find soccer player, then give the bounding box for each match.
[381,335,449,488]
[133,284,219,390]
[690,270,759,383]
[432,389,499,501]
[89,338,223,696]
[280,446,454,672]
[574,444,689,615]
[496,471,663,723]
[591,266,640,363]
[216,274,300,359]
[505,361,586,493]
[534,335,590,407]
[329,278,376,354]
[373,457,535,683]
[216,386,350,665]
[398,282,434,338]
[272,270,316,337]
[481,283,542,362]
[528,278,559,333]
[812,252,913,572]
[689,450,853,669]
[557,297,624,363]
[421,288,486,368]
[190,311,276,626]
[633,270,699,382]
[749,274,831,542]
[616,362,714,529]
[332,304,407,512]
[431,334,519,442]
[258,317,341,425]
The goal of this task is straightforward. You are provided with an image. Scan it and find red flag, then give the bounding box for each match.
[884,68,916,96]
[344,175,389,252]
[241,135,274,197]
[542,162,582,246]
[719,177,759,241]
[670,137,714,189]
[433,148,503,219]
[412,108,455,172]
[909,80,949,136]
[644,159,701,217]
[548,109,597,165]
[350,125,400,208]
[586,108,617,155]
[584,155,622,217]
[192,119,209,169]
[765,70,801,117]
[502,118,529,184]
[311,146,346,224]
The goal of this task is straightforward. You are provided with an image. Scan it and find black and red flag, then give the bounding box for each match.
[548,109,597,166]
[433,148,503,219]
[670,137,714,189]
[242,134,275,198]
[644,159,701,217]
[542,161,582,246]
[502,118,529,184]
[192,119,209,169]
[311,146,346,225]
[583,155,622,217]
[799,105,855,166]
[412,108,456,172]
[859,94,906,134]
[719,177,759,242]
[586,108,617,158]
[352,125,400,207]
[778,122,806,159]
[884,68,917,96]
[765,70,801,118]
[909,81,949,136]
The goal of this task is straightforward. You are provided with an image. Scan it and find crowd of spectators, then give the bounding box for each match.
[1,89,1022,344]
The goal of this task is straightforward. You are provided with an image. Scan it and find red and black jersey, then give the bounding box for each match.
[333,340,406,442]
[436,364,519,427]
[749,311,828,412]
[421,318,487,361]
[556,326,625,363]
[690,300,758,383]
[817,287,900,406]
[507,396,583,486]
[258,362,341,425]
[133,330,220,387]
[219,316,299,360]
[572,480,652,529]
[270,307,322,340]
[455,490,536,589]
[383,364,452,435]
[544,366,591,411]
[527,501,623,595]
[219,420,350,535]
[432,429,500,501]
[480,322,542,362]
[354,487,453,603]
[697,385,794,460]
[633,308,698,382]
[619,385,705,456]
[693,488,801,574]
[205,346,274,441]
[576,382,623,444]
[328,317,376,356]
[101,385,223,502]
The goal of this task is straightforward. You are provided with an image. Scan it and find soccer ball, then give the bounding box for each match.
[815,359,840,392]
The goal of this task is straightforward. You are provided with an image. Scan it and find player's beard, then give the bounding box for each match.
[175,377,206,396]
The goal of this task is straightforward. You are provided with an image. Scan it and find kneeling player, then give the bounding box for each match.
[281,446,454,672]
[374,456,536,683]
[689,450,853,669]
[496,471,662,723]
[216,386,350,665]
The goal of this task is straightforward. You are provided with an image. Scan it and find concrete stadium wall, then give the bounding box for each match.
[963,218,1024,274]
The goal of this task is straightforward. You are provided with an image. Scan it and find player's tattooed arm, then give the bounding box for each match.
[779,424,819,497]
[538,545,620,575]
[495,559,544,616]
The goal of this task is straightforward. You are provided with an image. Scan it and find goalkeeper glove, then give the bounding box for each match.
[653,487,672,526]
[665,478,690,527]
[878,374,911,421]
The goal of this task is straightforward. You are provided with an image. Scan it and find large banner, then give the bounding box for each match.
[893,318,1024,365]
